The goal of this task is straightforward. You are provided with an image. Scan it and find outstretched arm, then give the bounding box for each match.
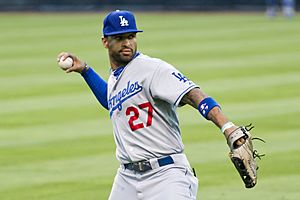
[181,88,261,188]
[81,67,108,110]
[181,88,236,138]
[57,52,108,110]
[180,87,241,143]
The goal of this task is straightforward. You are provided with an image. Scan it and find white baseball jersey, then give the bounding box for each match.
[107,53,198,164]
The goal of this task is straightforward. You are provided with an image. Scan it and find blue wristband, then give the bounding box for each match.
[198,97,220,120]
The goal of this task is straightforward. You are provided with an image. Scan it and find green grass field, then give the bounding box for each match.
[0,12,300,200]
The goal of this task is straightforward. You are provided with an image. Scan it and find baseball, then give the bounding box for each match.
[58,57,73,70]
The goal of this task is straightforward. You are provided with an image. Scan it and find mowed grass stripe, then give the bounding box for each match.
[0,92,100,115]
[1,128,298,195]
[185,129,300,163]
[0,118,112,147]
[0,177,111,200]
[1,95,298,130]
[1,70,298,105]
[200,72,300,92]
[200,175,300,200]
[0,153,118,192]
[144,32,300,53]
[2,65,298,115]
[1,134,115,166]
[178,97,300,126]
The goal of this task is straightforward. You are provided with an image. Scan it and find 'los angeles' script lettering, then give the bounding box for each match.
[109,81,143,116]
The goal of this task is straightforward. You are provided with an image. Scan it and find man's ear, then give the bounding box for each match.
[102,36,108,49]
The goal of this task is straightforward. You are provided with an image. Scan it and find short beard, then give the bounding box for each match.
[110,49,136,67]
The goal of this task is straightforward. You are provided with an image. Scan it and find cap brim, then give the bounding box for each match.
[104,30,143,36]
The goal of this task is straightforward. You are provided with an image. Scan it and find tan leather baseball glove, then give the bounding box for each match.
[227,124,264,188]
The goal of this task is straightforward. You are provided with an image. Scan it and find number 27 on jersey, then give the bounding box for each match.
[126,102,153,131]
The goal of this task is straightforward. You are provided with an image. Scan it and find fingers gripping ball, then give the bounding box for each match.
[58,57,73,70]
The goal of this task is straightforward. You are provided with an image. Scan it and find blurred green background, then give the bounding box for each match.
[0,12,299,200]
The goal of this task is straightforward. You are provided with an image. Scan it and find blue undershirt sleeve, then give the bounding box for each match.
[81,67,108,110]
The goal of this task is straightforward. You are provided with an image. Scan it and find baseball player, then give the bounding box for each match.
[58,10,259,200]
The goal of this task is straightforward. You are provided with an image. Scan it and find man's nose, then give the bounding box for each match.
[122,38,130,46]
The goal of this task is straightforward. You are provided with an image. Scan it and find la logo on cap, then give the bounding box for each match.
[102,10,143,36]
[119,16,129,27]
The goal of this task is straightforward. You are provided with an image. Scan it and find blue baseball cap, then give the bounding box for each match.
[102,10,143,37]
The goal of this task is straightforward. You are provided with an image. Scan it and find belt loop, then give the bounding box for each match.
[149,158,159,169]
[120,164,127,172]
[138,162,143,171]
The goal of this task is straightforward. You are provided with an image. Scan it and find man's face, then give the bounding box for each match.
[102,32,137,67]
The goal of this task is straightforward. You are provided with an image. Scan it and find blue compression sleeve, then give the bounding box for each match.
[81,67,108,110]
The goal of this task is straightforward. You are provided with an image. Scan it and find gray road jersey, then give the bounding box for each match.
[107,53,198,163]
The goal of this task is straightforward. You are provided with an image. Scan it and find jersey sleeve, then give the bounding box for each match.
[149,61,198,106]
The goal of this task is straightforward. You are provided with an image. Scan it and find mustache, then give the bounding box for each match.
[119,46,133,52]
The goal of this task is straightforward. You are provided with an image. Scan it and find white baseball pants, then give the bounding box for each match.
[108,154,198,200]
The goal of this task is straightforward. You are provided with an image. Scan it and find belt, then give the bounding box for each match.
[124,156,174,173]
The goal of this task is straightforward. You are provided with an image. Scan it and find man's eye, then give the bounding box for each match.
[114,36,121,40]
[128,34,135,39]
